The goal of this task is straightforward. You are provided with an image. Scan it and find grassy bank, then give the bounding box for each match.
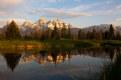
[0,40,93,49]
[82,40,121,46]
[0,40,121,49]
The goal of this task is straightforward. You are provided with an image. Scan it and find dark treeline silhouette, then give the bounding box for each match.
[78,24,120,40]
[0,20,121,40]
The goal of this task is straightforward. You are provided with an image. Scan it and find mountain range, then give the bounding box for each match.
[19,18,121,34]
[1,18,121,35]
[20,18,69,31]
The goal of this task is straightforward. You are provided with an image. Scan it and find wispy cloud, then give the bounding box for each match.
[68,5,90,12]
[0,0,28,16]
[73,0,82,2]
[112,18,121,25]
[68,3,103,12]
[0,11,5,16]
[42,8,91,18]
[115,5,121,9]
[0,0,25,9]
[26,8,91,19]
[87,9,121,16]
[26,2,104,19]
[47,0,64,3]
[106,0,117,4]
[26,2,121,19]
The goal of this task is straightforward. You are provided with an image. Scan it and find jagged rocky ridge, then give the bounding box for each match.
[1,18,121,35]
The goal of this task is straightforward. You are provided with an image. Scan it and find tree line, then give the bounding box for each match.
[0,20,121,40]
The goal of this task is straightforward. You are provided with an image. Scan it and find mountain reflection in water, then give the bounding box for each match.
[0,47,120,80]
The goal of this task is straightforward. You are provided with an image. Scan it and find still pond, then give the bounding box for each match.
[0,47,119,80]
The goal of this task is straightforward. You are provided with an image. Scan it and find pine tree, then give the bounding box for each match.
[3,53,21,72]
[91,28,97,39]
[34,30,42,40]
[30,32,35,39]
[97,30,103,40]
[0,33,5,40]
[116,31,121,40]
[108,24,115,40]
[40,28,45,40]
[86,32,91,39]
[72,31,77,40]
[5,20,21,40]
[78,29,86,40]
[67,24,71,39]
[45,28,52,40]
[104,31,109,40]
[78,29,82,39]
[24,30,31,40]
[51,23,58,39]
[61,23,67,39]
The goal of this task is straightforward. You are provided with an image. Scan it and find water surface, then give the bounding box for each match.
[0,47,119,80]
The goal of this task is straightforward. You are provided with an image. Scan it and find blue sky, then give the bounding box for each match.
[0,0,121,28]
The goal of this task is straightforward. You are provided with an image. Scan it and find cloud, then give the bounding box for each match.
[0,0,32,17]
[26,3,103,18]
[83,5,121,16]
[42,8,91,18]
[0,11,5,16]
[68,5,90,12]
[47,0,64,3]
[116,5,121,9]
[0,0,25,9]
[84,9,121,17]
[0,18,32,27]
[112,18,121,25]
[68,3,103,12]
[106,0,117,4]
[0,0,23,4]
[48,0,83,3]
[26,8,91,19]
[26,2,111,19]
[41,8,91,19]
[25,10,38,15]
[73,0,82,2]
[25,1,121,19]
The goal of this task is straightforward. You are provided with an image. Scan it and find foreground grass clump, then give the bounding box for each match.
[100,53,121,80]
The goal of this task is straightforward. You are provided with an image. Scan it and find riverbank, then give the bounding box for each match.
[0,40,121,49]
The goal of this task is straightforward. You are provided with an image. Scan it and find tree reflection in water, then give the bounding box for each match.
[51,49,59,66]
[0,47,120,73]
[3,53,21,72]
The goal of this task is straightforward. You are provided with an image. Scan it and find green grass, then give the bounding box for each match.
[0,40,43,48]
[40,39,93,47]
[82,40,121,46]
[0,39,121,49]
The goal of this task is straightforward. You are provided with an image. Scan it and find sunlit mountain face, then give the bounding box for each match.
[0,47,120,80]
